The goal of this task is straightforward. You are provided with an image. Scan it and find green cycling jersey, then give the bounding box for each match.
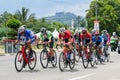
[39,31,53,41]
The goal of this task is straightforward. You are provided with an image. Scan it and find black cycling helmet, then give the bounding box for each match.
[40,27,46,34]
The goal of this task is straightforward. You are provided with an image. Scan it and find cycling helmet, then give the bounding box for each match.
[75,29,80,34]
[40,27,46,34]
[18,25,25,33]
[82,29,87,34]
[112,32,116,36]
[59,27,65,33]
[103,30,107,34]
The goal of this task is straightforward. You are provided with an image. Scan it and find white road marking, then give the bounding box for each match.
[69,73,95,80]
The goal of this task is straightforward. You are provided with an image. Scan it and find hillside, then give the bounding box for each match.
[45,12,85,27]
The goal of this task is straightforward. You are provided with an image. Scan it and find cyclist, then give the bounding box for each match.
[101,30,110,51]
[14,25,38,67]
[110,32,118,51]
[91,29,96,37]
[92,31,102,59]
[39,27,54,61]
[58,27,73,60]
[74,29,82,57]
[80,29,92,58]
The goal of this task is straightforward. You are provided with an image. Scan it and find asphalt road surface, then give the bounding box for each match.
[0,50,120,80]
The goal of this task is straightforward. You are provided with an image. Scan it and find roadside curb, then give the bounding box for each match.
[0,53,5,56]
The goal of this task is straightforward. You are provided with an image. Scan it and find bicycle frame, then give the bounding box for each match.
[19,45,29,64]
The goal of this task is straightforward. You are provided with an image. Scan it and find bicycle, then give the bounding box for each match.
[59,44,75,71]
[74,41,82,62]
[82,44,96,68]
[40,43,57,68]
[102,45,110,62]
[93,45,103,64]
[14,43,37,72]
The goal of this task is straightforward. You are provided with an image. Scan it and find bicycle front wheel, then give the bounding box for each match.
[82,51,89,69]
[28,50,37,70]
[15,51,24,72]
[90,51,96,67]
[59,52,65,71]
[51,50,57,67]
[69,50,75,70]
[40,50,48,69]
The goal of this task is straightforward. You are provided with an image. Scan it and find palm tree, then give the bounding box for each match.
[14,7,36,25]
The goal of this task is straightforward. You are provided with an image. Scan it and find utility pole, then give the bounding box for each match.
[95,0,98,21]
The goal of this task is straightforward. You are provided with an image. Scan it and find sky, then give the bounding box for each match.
[0,0,92,18]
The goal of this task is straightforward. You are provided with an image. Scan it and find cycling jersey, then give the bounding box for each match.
[59,30,71,39]
[101,33,109,46]
[92,36,102,46]
[18,29,36,43]
[39,31,53,41]
[81,33,92,40]
[39,31,54,48]
[81,33,92,44]
[74,33,81,43]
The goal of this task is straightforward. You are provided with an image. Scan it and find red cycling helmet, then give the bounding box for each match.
[82,29,87,34]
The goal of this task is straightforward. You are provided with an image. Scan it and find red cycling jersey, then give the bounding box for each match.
[81,33,92,41]
[59,30,71,39]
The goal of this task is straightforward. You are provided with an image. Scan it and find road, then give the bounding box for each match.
[0,50,120,80]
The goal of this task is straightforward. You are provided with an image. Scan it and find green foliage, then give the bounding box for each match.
[6,18,20,39]
[0,27,11,37]
[6,18,20,30]
[86,0,120,34]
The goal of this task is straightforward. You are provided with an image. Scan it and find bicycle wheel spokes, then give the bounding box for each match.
[40,51,48,68]
[90,52,96,67]
[82,51,89,68]
[59,52,65,71]
[28,50,37,70]
[69,50,75,70]
[15,51,24,72]
[51,50,57,67]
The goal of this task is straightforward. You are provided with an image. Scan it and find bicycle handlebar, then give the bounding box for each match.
[13,43,27,49]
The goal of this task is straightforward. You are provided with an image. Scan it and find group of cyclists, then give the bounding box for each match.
[14,25,118,71]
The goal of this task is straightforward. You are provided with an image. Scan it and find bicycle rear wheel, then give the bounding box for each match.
[40,50,48,68]
[51,50,57,67]
[28,50,37,70]
[15,51,24,72]
[59,52,65,71]
[69,50,75,70]
[82,51,89,68]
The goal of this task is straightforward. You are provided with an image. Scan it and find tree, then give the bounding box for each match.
[86,0,120,34]
[0,11,13,27]
[14,7,36,25]
[6,18,20,39]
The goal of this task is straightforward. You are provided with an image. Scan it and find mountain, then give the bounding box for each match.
[45,12,85,27]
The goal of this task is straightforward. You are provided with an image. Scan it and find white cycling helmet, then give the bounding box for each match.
[59,27,65,33]
[113,32,116,36]
[18,25,25,33]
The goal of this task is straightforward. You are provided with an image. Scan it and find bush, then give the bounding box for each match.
[7,18,20,30]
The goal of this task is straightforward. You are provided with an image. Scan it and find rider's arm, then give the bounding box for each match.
[15,33,21,43]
